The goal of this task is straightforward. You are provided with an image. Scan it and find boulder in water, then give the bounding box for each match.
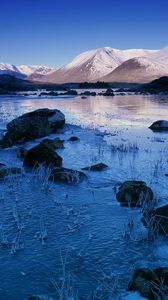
[24,144,62,168]
[0,108,65,148]
[82,162,108,171]
[116,181,154,207]
[149,120,168,131]
[49,167,86,183]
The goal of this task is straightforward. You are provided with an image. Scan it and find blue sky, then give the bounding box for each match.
[0,0,168,67]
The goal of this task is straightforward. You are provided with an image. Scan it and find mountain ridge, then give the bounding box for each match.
[41,46,159,83]
[1,45,168,83]
[0,63,56,79]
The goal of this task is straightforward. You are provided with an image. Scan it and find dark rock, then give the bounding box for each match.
[63,90,78,96]
[116,181,154,207]
[68,136,80,142]
[143,205,168,235]
[149,120,168,131]
[82,162,108,171]
[0,167,22,179]
[0,108,65,148]
[98,88,114,96]
[80,91,96,96]
[40,91,58,96]
[41,138,64,150]
[49,167,86,183]
[128,267,168,299]
[24,144,62,168]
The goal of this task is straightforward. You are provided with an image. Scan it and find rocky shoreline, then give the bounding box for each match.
[0,108,168,299]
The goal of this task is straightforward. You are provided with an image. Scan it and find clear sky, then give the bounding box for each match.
[1,0,168,67]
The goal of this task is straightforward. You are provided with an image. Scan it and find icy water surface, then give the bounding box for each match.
[0,94,168,300]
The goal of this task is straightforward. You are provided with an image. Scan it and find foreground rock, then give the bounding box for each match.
[0,108,65,148]
[24,144,62,168]
[49,167,86,183]
[149,120,168,131]
[143,204,168,235]
[116,181,154,207]
[82,162,108,171]
[128,267,168,299]
[0,165,22,179]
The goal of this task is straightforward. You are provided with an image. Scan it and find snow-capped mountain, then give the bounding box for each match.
[0,63,55,79]
[148,46,168,66]
[42,47,158,83]
[1,45,168,84]
[100,57,168,83]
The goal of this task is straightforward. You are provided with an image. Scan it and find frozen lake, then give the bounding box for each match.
[0,94,168,300]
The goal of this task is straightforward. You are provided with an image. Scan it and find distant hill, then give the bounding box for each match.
[138,76,168,94]
[100,57,168,83]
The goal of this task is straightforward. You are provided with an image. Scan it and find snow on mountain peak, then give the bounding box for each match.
[0,63,55,79]
[1,45,167,83]
[44,46,161,83]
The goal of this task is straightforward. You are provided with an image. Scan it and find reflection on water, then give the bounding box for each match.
[0,94,168,131]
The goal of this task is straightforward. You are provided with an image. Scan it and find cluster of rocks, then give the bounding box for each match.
[116,179,168,299]
[39,90,78,97]
[98,88,114,96]
[116,180,168,235]
[0,108,109,184]
[0,109,86,183]
[38,88,115,98]
[1,109,168,300]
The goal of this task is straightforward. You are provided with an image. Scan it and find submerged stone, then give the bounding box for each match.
[49,167,86,183]
[0,167,22,179]
[41,137,64,150]
[82,162,108,171]
[68,136,80,141]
